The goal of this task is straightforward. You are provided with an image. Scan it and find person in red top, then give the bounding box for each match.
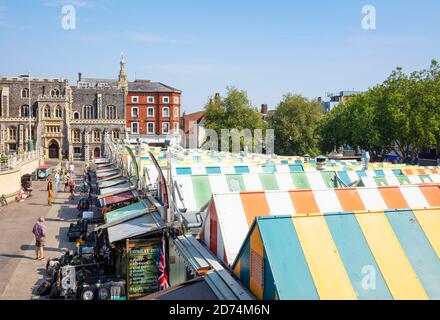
[32,217,47,260]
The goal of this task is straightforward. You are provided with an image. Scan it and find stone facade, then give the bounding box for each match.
[0,76,69,158]
[0,57,128,161]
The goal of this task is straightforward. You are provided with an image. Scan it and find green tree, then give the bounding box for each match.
[317,60,440,162]
[270,94,323,156]
[204,87,267,151]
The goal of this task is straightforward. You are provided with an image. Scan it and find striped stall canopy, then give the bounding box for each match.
[232,210,440,300]
[200,185,440,265]
[337,169,403,186]
[174,171,346,213]
[402,168,440,175]
[174,170,406,213]
[173,164,305,176]
[361,174,440,188]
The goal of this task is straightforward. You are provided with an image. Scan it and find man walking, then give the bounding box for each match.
[32,217,47,261]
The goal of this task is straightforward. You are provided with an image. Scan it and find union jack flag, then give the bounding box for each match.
[158,237,170,291]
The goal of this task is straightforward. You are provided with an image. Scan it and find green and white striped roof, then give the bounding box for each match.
[173,170,405,213]
[360,174,440,187]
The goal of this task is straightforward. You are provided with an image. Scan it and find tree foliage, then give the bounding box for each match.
[318,60,440,162]
[270,94,323,156]
[203,86,267,151]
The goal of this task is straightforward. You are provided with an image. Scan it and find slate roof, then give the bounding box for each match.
[128,80,181,93]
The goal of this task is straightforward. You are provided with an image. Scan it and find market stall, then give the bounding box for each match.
[232,209,440,300]
[201,184,440,265]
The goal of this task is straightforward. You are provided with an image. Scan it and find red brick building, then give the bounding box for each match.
[126,80,182,143]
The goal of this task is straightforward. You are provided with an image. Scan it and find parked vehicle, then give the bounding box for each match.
[36,165,51,180]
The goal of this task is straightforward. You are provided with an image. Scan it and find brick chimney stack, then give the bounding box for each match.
[261,104,268,115]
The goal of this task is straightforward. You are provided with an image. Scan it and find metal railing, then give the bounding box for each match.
[0,149,43,172]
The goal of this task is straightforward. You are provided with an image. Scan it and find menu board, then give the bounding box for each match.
[126,239,160,298]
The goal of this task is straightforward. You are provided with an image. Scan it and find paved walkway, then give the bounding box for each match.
[0,165,83,300]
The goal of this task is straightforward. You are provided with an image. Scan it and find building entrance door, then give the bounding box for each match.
[94,147,101,158]
[48,140,60,159]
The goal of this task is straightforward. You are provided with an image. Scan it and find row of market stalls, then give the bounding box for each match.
[165,146,440,300]
[81,148,255,300]
[77,141,440,300]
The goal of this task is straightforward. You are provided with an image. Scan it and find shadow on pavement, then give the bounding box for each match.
[0,254,36,261]
[20,244,66,254]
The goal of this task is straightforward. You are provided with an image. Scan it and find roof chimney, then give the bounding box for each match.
[78,72,82,82]
[261,104,268,115]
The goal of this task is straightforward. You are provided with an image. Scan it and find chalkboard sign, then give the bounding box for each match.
[126,239,160,299]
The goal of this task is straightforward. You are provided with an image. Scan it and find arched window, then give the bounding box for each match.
[44,106,51,118]
[21,88,29,99]
[83,105,92,119]
[106,105,117,119]
[8,127,17,140]
[55,106,62,118]
[92,129,101,143]
[20,105,30,117]
[112,130,120,140]
[73,111,80,120]
[50,88,60,97]
[72,129,81,142]
[32,105,37,118]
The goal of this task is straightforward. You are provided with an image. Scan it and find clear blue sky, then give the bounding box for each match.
[0,0,439,112]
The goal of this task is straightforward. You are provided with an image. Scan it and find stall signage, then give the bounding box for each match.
[126,239,160,298]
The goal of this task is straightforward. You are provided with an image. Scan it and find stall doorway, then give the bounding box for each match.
[48,140,60,159]
[94,147,101,158]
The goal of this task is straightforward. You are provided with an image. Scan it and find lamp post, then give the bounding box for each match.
[27,72,34,152]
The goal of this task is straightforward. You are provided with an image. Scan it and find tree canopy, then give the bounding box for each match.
[203,86,267,151]
[318,60,440,162]
[270,94,323,156]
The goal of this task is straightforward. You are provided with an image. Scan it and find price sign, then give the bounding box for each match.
[126,239,160,299]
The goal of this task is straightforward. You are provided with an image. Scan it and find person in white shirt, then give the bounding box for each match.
[54,171,61,192]
[69,163,75,175]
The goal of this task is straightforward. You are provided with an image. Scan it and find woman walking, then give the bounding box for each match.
[47,177,53,206]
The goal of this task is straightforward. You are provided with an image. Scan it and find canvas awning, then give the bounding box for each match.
[107,211,165,243]
[96,165,114,171]
[96,169,119,177]
[98,178,130,189]
[173,170,404,213]
[361,174,440,188]
[98,184,132,197]
[232,209,440,300]
[100,190,137,207]
[201,185,440,265]
[96,173,122,182]
[104,201,148,224]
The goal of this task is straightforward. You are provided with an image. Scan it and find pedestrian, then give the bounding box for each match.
[32,217,46,261]
[69,179,76,200]
[47,177,53,206]
[54,170,61,192]
[64,174,69,192]
[69,163,75,175]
